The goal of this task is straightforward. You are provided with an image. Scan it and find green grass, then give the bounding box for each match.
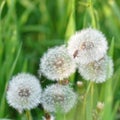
[0,0,120,120]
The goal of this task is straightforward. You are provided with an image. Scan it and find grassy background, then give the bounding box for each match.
[0,0,120,119]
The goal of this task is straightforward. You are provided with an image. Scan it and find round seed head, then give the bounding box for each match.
[41,84,77,113]
[67,28,108,64]
[6,73,42,113]
[39,45,76,81]
[78,56,113,83]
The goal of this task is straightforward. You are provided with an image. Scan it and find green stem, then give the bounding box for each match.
[78,1,90,7]
[83,82,93,119]
[64,114,66,120]
[86,81,93,96]
[26,110,32,120]
[91,82,94,115]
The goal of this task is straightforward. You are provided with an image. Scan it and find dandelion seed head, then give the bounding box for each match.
[40,45,76,81]
[78,56,113,83]
[7,73,42,112]
[41,84,77,113]
[67,28,108,64]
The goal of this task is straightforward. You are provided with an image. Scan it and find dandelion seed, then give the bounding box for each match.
[6,73,42,113]
[39,45,76,81]
[67,28,108,64]
[41,84,77,113]
[78,56,113,83]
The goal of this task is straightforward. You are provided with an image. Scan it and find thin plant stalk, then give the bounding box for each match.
[82,82,93,119]
[64,114,66,120]
[26,110,32,120]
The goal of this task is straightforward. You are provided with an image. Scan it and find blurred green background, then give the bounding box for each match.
[0,0,120,119]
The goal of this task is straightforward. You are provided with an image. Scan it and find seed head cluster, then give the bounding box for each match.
[67,28,113,83]
[6,27,113,116]
[67,28,108,64]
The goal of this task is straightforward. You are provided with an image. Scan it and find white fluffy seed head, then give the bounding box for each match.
[67,28,108,64]
[39,45,76,81]
[41,84,77,113]
[6,73,42,113]
[78,56,113,83]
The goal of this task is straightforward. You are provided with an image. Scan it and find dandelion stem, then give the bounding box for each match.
[64,114,66,120]
[26,110,32,120]
[78,1,90,7]
[86,81,93,96]
[83,82,93,119]
[91,82,94,116]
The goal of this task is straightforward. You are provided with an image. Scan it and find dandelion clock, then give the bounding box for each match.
[6,73,42,113]
[67,28,108,64]
[41,84,77,113]
[78,56,113,83]
[40,45,76,81]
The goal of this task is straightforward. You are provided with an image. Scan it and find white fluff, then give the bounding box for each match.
[67,28,108,64]
[6,73,42,113]
[78,56,113,83]
[41,84,77,113]
[40,45,76,81]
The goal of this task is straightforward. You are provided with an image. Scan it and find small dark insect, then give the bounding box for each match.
[73,50,78,58]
